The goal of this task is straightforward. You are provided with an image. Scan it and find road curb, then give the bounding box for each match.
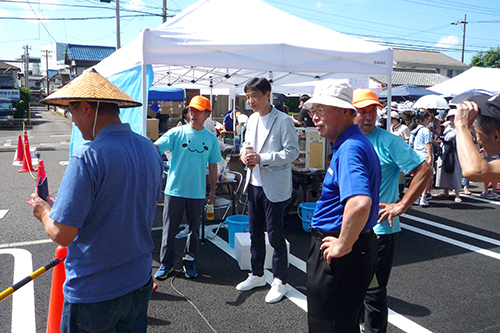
[0,146,56,153]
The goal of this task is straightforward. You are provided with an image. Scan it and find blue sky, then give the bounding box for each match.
[1,0,499,66]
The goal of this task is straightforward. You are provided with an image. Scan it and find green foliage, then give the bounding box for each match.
[12,87,31,118]
[469,47,500,68]
[285,97,300,113]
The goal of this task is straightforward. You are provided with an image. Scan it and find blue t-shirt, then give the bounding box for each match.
[411,125,431,154]
[155,125,222,199]
[312,125,381,233]
[223,112,236,131]
[366,127,424,234]
[49,123,164,303]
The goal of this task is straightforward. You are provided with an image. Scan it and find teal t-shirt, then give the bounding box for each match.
[155,125,222,199]
[366,127,424,234]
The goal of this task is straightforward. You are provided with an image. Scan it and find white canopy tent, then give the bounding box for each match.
[84,0,393,148]
[429,67,500,97]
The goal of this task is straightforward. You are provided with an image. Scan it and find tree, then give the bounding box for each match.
[12,87,31,118]
[470,47,500,68]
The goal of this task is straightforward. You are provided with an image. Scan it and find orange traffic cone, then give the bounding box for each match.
[36,159,46,187]
[13,135,23,162]
[27,160,54,205]
[47,246,67,333]
[18,136,36,173]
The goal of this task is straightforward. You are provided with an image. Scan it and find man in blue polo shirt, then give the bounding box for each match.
[32,69,164,332]
[304,80,381,333]
[353,89,432,333]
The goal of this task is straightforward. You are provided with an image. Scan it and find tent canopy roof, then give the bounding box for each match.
[94,0,393,92]
[429,67,500,97]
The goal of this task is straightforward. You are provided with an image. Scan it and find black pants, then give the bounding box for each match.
[247,184,289,283]
[307,230,377,333]
[363,233,399,333]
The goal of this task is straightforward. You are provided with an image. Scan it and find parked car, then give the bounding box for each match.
[0,97,15,126]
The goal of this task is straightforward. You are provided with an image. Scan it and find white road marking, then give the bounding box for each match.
[3,139,12,146]
[50,135,71,138]
[401,223,500,260]
[0,249,36,333]
[0,238,53,249]
[465,194,500,206]
[389,309,433,333]
[402,214,500,247]
[204,226,431,332]
[0,210,8,218]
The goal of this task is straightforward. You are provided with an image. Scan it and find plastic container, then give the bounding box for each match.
[225,215,249,248]
[297,202,317,232]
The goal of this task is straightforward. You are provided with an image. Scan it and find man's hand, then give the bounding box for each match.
[208,191,216,205]
[241,152,260,167]
[456,101,479,129]
[320,236,352,264]
[31,193,52,223]
[378,202,405,227]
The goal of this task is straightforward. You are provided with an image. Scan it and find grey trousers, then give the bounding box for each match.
[159,195,204,266]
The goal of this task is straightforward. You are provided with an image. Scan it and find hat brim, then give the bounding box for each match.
[40,69,142,108]
[353,100,383,109]
[303,95,356,111]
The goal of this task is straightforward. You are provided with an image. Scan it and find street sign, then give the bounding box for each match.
[0,89,20,100]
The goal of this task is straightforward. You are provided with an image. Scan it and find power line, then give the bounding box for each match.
[0,14,163,20]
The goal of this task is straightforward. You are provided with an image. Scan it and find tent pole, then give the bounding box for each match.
[386,72,393,132]
[142,63,148,137]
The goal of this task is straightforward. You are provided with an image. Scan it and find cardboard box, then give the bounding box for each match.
[146,119,159,140]
[234,232,290,270]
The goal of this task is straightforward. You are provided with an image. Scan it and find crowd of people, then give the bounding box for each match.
[30,70,500,332]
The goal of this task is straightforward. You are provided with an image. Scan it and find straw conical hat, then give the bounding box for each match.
[41,68,141,108]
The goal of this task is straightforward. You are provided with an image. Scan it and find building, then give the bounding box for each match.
[64,44,116,78]
[371,48,470,89]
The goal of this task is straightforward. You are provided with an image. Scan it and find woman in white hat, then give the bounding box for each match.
[435,109,463,202]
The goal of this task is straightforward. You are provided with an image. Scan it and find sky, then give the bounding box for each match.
[0,0,499,67]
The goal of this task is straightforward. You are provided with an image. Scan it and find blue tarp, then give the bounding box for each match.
[148,87,184,101]
[379,84,441,102]
[69,65,154,156]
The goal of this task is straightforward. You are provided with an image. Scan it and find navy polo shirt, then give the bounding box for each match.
[311,124,381,233]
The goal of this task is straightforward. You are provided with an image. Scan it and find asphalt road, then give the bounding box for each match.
[1,107,500,332]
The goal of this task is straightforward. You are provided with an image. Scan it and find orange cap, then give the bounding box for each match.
[352,88,383,109]
[187,95,211,111]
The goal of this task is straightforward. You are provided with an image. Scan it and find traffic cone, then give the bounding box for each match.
[36,159,46,188]
[47,246,67,333]
[18,136,36,173]
[27,160,54,205]
[13,135,23,162]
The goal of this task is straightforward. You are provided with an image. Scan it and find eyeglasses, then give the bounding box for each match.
[307,105,326,118]
[63,102,80,117]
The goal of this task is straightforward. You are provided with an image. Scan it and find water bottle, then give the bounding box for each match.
[206,204,214,220]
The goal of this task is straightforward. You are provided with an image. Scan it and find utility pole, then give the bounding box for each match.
[451,14,467,63]
[116,0,121,49]
[22,45,31,88]
[41,49,52,97]
[162,0,167,23]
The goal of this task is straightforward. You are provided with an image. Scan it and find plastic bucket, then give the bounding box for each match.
[225,215,249,248]
[297,202,316,232]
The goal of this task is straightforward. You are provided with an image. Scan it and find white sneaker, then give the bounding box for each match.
[265,278,287,303]
[236,273,266,291]
[175,225,189,239]
[419,197,429,206]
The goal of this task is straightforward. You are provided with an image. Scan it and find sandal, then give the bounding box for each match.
[454,197,462,203]
[436,192,449,197]
[463,190,472,195]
